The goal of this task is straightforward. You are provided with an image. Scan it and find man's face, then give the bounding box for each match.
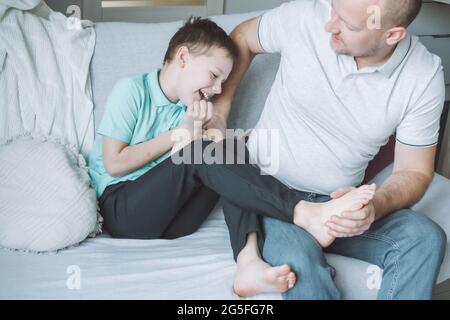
[177,46,233,107]
[325,0,386,57]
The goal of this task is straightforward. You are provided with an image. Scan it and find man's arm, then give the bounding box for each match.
[327,142,436,237]
[371,142,435,220]
[205,16,265,136]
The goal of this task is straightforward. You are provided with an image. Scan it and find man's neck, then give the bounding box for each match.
[354,44,397,70]
[158,65,179,103]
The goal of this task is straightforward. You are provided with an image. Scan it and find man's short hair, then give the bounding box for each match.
[382,0,422,28]
[163,17,238,64]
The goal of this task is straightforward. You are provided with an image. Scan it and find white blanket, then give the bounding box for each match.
[0,0,95,158]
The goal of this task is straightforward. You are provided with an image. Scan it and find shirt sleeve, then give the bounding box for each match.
[396,69,445,147]
[98,78,141,144]
[258,0,312,54]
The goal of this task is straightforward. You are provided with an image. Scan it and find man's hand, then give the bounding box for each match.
[327,186,377,238]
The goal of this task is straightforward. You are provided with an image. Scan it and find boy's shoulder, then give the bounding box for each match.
[114,73,149,94]
[106,73,153,113]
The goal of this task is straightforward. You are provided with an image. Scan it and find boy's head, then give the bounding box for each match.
[163,17,238,106]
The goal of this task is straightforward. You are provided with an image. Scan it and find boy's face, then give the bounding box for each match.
[177,46,234,107]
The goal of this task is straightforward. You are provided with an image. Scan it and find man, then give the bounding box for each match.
[206,0,447,299]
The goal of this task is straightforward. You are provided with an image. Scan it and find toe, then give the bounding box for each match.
[273,264,291,276]
[358,185,372,191]
[276,277,290,291]
[287,272,297,288]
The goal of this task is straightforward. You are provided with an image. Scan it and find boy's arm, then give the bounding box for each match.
[206,16,265,137]
[103,101,211,177]
[102,131,176,177]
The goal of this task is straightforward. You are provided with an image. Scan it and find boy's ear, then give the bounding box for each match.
[176,46,190,68]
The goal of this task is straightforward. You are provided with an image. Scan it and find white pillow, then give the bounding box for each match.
[0,135,100,252]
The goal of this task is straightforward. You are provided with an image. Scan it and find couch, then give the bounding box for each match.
[0,11,448,300]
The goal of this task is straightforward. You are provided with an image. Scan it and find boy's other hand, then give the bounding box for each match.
[180,100,214,140]
[204,111,227,142]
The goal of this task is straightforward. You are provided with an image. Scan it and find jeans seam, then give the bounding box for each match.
[358,231,400,300]
[359,232,400,250]
[387,257,400,300]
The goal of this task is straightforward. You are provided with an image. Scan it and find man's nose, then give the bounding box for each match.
[325,15,339,34]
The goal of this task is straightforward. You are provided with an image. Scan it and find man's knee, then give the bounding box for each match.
[396,210,447,259]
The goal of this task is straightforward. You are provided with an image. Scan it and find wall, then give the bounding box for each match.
[44,0,290,18]
[223,0,287,14]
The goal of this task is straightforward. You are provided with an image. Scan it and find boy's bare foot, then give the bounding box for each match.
[294,184,376,247]
[233,258,296,298]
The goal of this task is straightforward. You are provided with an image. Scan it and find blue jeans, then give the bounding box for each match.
[262,194,447,300]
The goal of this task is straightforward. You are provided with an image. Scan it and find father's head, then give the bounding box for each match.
[325,0,422,57]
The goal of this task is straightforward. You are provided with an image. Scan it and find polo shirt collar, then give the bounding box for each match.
[378,34,412,78]
[148,69,186,108]
[340,34,412,78]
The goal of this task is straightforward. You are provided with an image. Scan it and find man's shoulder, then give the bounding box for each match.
[276,0,330,17]
[400,37,445,107]
[268,0,330,45]
[407,36,443,76]
[282,0,330,10]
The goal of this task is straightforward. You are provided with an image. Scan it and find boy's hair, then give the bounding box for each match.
[163,17,238,64]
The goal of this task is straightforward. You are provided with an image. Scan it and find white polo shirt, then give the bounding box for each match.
[247,0,446,195]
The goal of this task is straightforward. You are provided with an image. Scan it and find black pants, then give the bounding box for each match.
[99,138,310,260]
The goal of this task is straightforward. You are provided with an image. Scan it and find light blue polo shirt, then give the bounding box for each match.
[88,70,187,198]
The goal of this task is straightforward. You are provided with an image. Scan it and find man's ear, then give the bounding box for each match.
[176,46,190,68]
[385,27,407,46]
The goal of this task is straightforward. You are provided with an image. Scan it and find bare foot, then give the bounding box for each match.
[294,184,376,247]
[233,258,296,298]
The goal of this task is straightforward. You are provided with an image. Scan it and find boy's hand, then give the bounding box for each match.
[180,100,213,141]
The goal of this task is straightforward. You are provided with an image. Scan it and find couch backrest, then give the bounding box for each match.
[90,11,395,182]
